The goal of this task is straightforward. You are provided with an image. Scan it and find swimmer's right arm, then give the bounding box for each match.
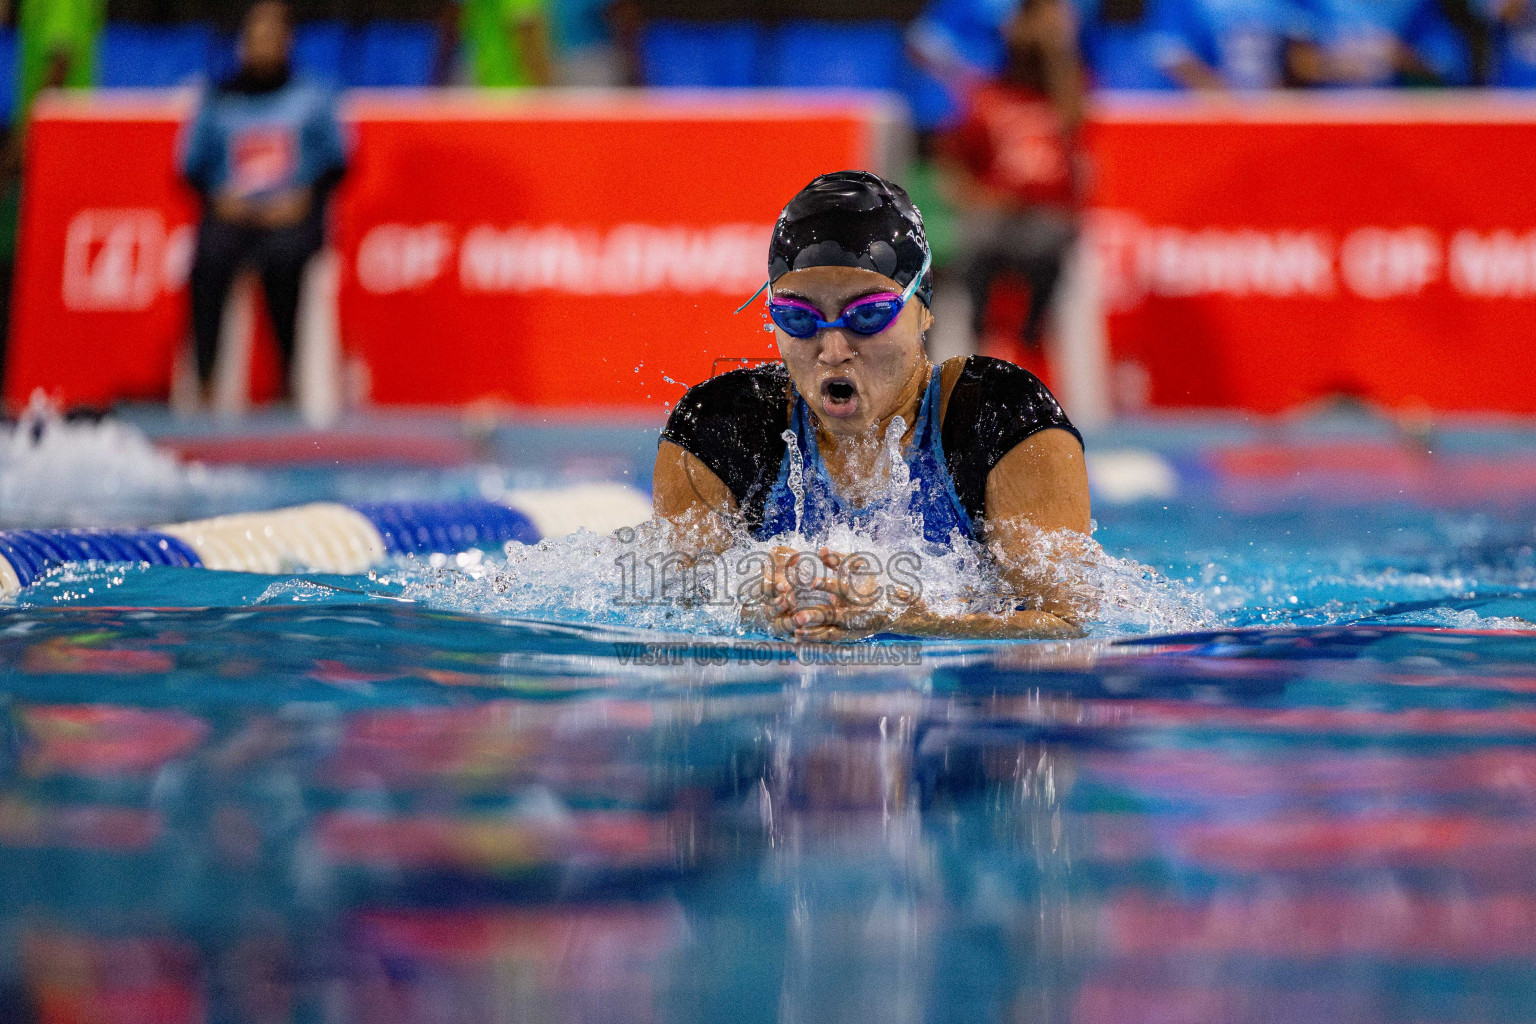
[654,442,793,632]
[652,440,741,557]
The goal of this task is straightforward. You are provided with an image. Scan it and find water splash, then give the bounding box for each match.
[865,414,920,547]
[0,392,253,528]
[0,396,1213,638]
[883,415,911,495]
[781,428,805,537]
[393,502,1212,640]
[397,408,1211,638]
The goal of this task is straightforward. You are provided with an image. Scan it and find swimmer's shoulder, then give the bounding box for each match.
[660,363,791,513]
[662,363,790,452]
[664,363,790,432]
[939,356,1080,447]
[939,355,1082,525]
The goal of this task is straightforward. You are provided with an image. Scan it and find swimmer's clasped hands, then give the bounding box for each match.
[753,546,915,643]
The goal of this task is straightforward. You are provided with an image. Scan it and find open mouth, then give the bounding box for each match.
[820,377,859,417]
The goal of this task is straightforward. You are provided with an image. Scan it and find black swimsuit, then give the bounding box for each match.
[660,356,1081,535]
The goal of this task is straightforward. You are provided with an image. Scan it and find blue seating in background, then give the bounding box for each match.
[1411,11,1474,86]
[292,21,349,85]
[98,23,216,88]
[352,21,438,88]
[1080,21,1179,90]
[640,19,924,110]
[92,21,440,92]
[902,62,958,131]
[639,21,762,87]
[0,30,15,123]
[764,21,905,90]
[85,17,931,95]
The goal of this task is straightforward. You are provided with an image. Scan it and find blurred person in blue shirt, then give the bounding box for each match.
[909,0,1175,124]
[1148,0,1312,87]
[1286,0,1474,84]
[1077,0,1185,87]
[909,0,1026,84]
[180,0,348,404]
[1481,0,1536,83]
[908,0,1027,126]
[551,0,622,84]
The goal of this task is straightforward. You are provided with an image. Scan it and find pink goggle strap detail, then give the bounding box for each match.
[841,292,902,313]
[765,296,824,315]
[767,292,903,319]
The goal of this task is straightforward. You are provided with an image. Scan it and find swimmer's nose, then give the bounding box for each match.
[818,329,856,365]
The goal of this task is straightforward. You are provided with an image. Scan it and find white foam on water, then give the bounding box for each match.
[394,521,1212,639]
[1373,606,1536,632]
[0,392,252,528]
[396,414,1214,640]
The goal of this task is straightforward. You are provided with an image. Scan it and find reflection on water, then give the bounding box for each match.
[1,606,1536,1021]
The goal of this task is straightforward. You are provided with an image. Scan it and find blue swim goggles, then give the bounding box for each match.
[735,251,931,339]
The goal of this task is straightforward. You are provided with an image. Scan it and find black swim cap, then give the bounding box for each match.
[768,170,932,307]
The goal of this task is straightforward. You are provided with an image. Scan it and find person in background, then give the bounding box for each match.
[17,0,104,121]
[908,0,1025,128]
[1476,0,1532,82]
[905,0,1046,345]
[180,0,348,406]
[443,0,555,87]
[1076,0,1185,87]
[1284,0,1473,84]
[1148,0,1311,88]
[941,0,1085,383]
[550,0,622,85]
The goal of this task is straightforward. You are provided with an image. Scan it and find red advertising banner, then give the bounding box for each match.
[9,100,200,408]
[11,92,1536,415]
[1089,95,1536,414]
[7,91,892,410]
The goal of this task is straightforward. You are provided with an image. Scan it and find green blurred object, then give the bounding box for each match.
[0,178,18,264]
[463,0,549,86]
[904,158,958,269]
[16,0,105,123]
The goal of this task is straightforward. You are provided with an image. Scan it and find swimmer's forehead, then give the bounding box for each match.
[771,265,902,302]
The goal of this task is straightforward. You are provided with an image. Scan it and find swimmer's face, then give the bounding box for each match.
[771,266,932,437]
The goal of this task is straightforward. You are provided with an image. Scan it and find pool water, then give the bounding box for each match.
[1,408,1534,1023]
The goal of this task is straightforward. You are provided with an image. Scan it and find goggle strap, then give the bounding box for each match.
[734,279,771,315]
[900,250,933,305]
[738,249,928,319]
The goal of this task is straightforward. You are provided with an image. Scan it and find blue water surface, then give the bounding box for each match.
[0,409,1534,1022]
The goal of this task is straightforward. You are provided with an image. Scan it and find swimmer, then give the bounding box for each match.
[653,170,1092,642]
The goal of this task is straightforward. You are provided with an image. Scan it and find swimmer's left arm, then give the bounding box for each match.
[980,427,1096,630]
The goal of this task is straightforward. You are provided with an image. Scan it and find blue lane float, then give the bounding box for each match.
[0,483,653,596]
[350,501,541,555]
[0,530,203,589]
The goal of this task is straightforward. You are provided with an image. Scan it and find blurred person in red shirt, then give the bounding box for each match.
[940,0,1086,384]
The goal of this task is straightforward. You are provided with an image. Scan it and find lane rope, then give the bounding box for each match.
[0,482,653,595]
